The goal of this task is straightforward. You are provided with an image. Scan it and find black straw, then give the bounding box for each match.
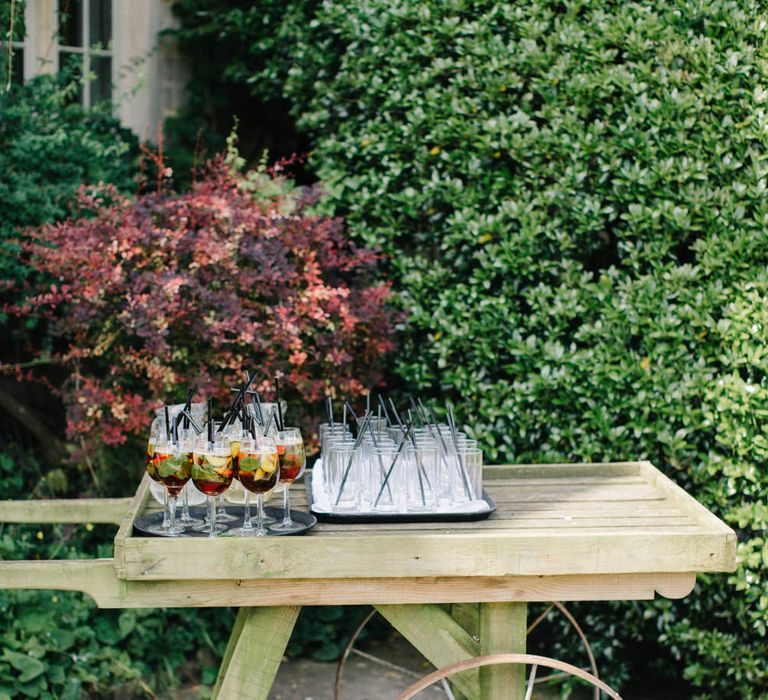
[374,422,413,507]
[274,376,284,431]
[164,406,171,441]
[253,392,264,426]
[406,408,431,494]
[363,413,394,502]
[335,412,372,506]
[378,395,392,426]
[409,397,424,427]
[207,398,214,445]
[388,397,404,428]
[172,411,181,445]
[447,402,472,499]
[181,408,203,434]
[220,373,257,432]
[326,397,333,427]
[263,410,277,437]
[423,400,454,480]
[344,401,359,427]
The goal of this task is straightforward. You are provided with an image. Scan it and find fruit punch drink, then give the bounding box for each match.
[277,439,306,483]
[239,449,279,493]
[192,448,235,496]
[153,449,192,497]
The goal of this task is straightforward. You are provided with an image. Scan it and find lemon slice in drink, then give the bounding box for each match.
[230,441,240,458]
[261,455,278,473]
[205,454,230,469]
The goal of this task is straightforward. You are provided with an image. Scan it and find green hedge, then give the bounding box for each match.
[172,0,768,695]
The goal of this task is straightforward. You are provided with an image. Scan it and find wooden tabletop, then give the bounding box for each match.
[101,461,735,607]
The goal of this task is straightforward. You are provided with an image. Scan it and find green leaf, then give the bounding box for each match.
[2,650,45,683]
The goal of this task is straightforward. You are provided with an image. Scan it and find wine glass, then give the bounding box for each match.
[177,432,204,527]
[271,427,307,533]
[233,437,279,536]
[152,439,192,536]
[214,421,242,523]
[191,440,235,537]
[145,417,171,535]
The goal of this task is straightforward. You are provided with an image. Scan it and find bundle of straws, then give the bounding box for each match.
[317,394,484,514]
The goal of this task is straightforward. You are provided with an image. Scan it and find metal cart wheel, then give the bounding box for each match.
[394,653,623,700]
[335,602,608,700]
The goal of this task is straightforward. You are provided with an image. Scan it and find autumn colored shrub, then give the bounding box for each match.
[15,158,394,482]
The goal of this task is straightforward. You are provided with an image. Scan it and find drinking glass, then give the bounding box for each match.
[152,439,192,536]
[177,433,204,527]
[271,427,306,533]
[451,447,483,503]
[233,438,279,536]
[214,422,241,523]
[322,432,355,493]
[191,441,235,537]
[370,444,407,512]
[405,440,438,512]
[327,443,360,512]
[145,418,170,535]
[319,423,351,460]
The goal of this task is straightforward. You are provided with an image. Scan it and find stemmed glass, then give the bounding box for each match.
[271,427,307,533]
[212,422,240,523]
[191,439,236,537]
[152,438,192,536]
[233,437,279,536]
[145,417,172,535]
[177,433,204,527]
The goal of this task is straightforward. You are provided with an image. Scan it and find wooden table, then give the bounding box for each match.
[0,462,736,699]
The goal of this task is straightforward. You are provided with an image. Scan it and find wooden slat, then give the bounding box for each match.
[212,606,299,700]
[0,498,132,525]
[0,560,697,606]
[638,461,736,534]
[376,604,480,699]
[113,474,151,579]
[483,463,642,478]
[118,527,730,581]
[312,514,696,531]
[479,602,527,699]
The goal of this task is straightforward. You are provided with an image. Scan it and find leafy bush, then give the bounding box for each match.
[0,74,138,303]
[171,0,768,696]
[13,155,394,488]
[0,447,241,698]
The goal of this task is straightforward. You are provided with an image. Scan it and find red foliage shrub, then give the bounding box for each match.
[17,159,395,455]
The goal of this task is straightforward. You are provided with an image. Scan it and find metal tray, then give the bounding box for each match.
[304,472,496,524]
[133,505,316,537]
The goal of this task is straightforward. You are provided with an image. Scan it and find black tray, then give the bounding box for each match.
[305,472,496,524]
[133,505,316,537]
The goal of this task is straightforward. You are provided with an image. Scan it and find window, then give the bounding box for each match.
[58,0,112,105]
[0,0,25,87]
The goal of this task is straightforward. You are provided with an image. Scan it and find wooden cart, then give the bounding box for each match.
[0,462,736,699]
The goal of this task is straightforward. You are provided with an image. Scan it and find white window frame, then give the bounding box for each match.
[0,0,26,87]
[57,0,114,107]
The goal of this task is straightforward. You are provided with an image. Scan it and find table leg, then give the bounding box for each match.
[375,603,480,698]
[479,602,527,699]
[212,605,300,699]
